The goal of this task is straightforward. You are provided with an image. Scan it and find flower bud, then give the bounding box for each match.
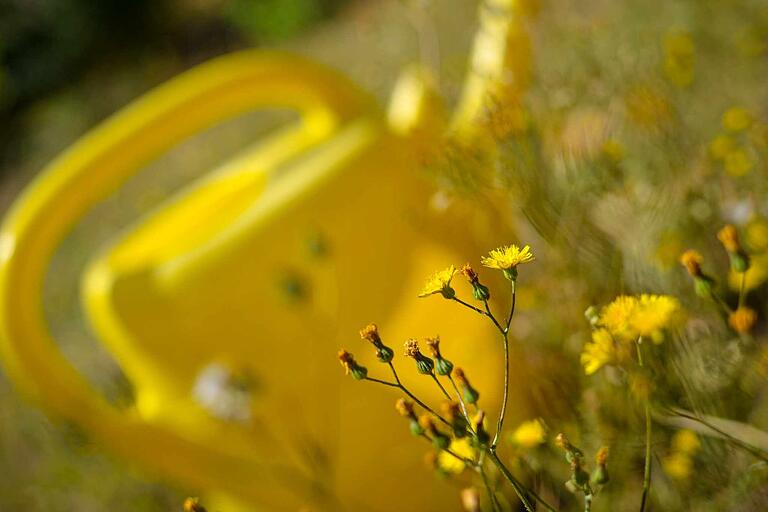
[591,447,610,485]
[718,225,751,272]
[404,339,435,375]
[442,401,468,438]
[425,336,454,376]
[454,368,480,404]
[473,410,490,445]
[419,414,450,449]
[360,323,395,363]
[184,498,207,512]
[337,349,368,380]
[729,307,757,334]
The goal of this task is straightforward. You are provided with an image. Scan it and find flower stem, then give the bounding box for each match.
[487,449,559,512]
[386,362,450,427]
[491,282,516,449]
[636,341,652,512]
[431,373,452,400]
[480,464,502,512]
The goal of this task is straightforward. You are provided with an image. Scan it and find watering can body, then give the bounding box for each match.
[0,1,535,510]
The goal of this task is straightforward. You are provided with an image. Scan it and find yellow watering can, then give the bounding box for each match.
[0,1,535,510]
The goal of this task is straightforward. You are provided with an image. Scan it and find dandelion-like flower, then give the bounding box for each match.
[481,244,534,280]
[418,265,458,298]
[599,295,638,341]
[511,419,546,448]
[580,329,616,375]
[630,294,681,342]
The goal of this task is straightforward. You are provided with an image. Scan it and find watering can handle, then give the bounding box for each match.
[0,51,377,505]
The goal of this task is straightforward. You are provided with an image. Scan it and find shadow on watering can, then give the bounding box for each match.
[0,1,536,510]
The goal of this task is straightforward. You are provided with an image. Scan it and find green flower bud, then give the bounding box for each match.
[591,465,609,486]
[729,252,750,273]
[463,385,480,404]
[472,282,491,301]
[435,356,454,376]
[376,345,394,363]
[693,276,715,298]
[440,286,456,299]
[502,267,518,282]
[409,420,424,436]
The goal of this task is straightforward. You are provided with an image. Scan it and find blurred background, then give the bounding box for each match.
[1,0,768,510]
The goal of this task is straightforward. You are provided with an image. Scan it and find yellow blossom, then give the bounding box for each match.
[599,295,638,341]
[437,437,476,474]
[724,148,753,177]
[709,134,734,160]
[599,294,681,343]
[481,244,535,279]
[630,294,681,342]
[745,216,768,253]
[511,419,546,448]
[672,430,700,455]
[418,265,458,298]
[722,106,752,133]
[663,452,693,481]
[728,306,757,334]
[581,329,615,375]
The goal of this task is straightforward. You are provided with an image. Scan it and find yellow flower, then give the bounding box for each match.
[672,430,700,455]
[599,294,681,343]
[481,244,534,280]
[729,306,757,334]
[438,437,476,474]
[745,216,768,253]
[724,148,753,177]
[599,295,638,341]
[722,106,752,133]
[418,265,458,298]
[630,294,681,342]
[581,328,615,375]
[663,452,693,481]
[709,134,734,160]
[511,419,546,448]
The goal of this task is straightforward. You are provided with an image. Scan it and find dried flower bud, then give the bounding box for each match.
[729,306,757,334]
[404,339,435,375]
[454,367,480,404]
[461,487,482,512]
[337,349,368,380]
[591,447,610,485]
[555,433,583,464]
[718,225,750,272]
[426,336,454,376]
[360,323,394,362]
[419,414,450,449]
[396,398,416,419]
[461,263,490,301]
[183,498,207,512]
[473,410,490,445]
[680,250,703,277]
[442,401,468,437]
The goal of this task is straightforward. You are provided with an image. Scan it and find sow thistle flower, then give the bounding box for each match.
[481,244,535,280]
[581,329,616,375]
[418,265,458,298]
[599,294,681,344]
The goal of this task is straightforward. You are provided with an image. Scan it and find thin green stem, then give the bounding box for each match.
[636,340,652,512]
[386,362,450,427]
[431,373,452,400]
[487,449,559,512]
[738,271,747,309]
[483,299,505,333]
[452,296,488,316]
[480,465,502,512]
[449,376,472,422]
[504,280,517,333]
[363,376,398,387]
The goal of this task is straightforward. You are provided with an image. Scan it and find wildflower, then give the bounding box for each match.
[722,106,752,133]
[630,294,681,343]
[581,329,615,375]
[396,398,423,436]
[461,263,490,301]
[337,349,367,380]
[680,250,716,298]
[461,487,481,512]
[599,295,638,341]
[184,498,207,512]
[404,339,435,374]
[511,419,546,448]
[359,323,394,363]
[745,216,768,252]
[481,244,535,280]
[438,437,476,474]
[724,148,753,176]
[718,224,750,272]
[680,249,704,277]
[419,414,450,450]
[425,336,454,376]
[709,134,734,160]
[663,430,701,482]
[442,401,469,437]
[473,410,490,445]
[453,367,480,404]
[591,447,610,485]
[418,265,458,298]
[728,306,757,334]
[664,31,695,88]
[672,430,700,455]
